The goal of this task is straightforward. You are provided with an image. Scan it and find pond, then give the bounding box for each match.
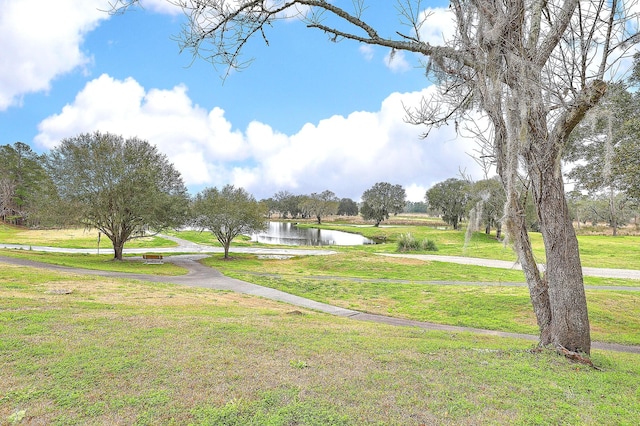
[251,222,374,246]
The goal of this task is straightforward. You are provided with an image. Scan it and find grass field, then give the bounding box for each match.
[0,225,177,250]
[296,220,640,270]
[0,250,189,276]
[1,221,639,424]
[1,264,639,425]
[205,252,640,346]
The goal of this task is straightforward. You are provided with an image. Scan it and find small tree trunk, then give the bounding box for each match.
[503,193,553,344]
[113,241,124,261]
[223,243,230,259]
[609,191,618,236]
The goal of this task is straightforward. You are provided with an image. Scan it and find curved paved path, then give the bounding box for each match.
[1,251,638,354]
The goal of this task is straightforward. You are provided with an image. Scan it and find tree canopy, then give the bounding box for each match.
[0,142,49,225]
[337,198,359,216]
[300,190,339,224]
[47,132,190,260]
[468,177,506,238]
[566,68,640,234]
[425,178,470,231]
[361,182,406,227]
[192,185,267,259]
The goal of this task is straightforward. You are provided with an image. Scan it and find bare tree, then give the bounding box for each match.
[113,0,640,354]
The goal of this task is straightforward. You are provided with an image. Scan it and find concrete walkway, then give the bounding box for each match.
[379,253,640,280]
[1,251,638,354]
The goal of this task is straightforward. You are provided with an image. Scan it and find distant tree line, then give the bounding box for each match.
[0,142,51,226]
[261,182,406,227]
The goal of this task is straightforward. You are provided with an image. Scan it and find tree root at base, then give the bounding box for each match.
[531,344,601,370]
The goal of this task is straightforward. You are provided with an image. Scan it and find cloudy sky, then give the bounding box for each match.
[0,0,485,201]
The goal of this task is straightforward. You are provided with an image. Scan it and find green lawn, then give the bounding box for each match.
[207,253,640,346]
[296,221,640,270]
[0,250,188,276]
[0,224,177,249]
[1,264,638,425]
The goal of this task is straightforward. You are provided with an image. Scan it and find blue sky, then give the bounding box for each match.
[0,0,484,201]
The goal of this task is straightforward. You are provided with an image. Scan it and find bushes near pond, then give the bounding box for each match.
[397,233,438,252]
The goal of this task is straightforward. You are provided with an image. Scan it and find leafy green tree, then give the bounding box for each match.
[426,179,470,230]
[566,191,591,228]
[261,197,278,218]
[468,177,506,238]
[0,142,49,225]
[361,182,406,227]
[337,198,359,216]
[566,83,638,235]
[615,119,640,205]
[301,190,339,224]
[273,190,301,219]
[47,132,189,260]
[192,185,267,259]
[568,192,634,230]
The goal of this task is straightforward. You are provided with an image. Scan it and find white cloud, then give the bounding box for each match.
[384,50,411,73]
[418,7,456,45]
[138,0,183,15]
[359,45,374,61]
[35,74,485,200]
[0,0,110,110]
[405,183,428,202]
[35,74,248,185]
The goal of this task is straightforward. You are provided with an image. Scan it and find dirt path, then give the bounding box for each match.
[1,253,638,355]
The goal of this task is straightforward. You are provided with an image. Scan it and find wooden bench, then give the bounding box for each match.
[143,254,164,264]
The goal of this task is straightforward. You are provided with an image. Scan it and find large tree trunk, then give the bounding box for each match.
[503,174,590,354]
[496,89,592,353]
[532,169,591,353]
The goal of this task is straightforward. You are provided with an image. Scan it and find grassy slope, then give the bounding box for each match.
[1,265,639,425]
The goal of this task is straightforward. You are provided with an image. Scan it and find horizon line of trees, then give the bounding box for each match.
[3,136,638,243]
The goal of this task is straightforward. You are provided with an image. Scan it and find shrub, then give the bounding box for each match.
[422,239,438,251]
[397,234,438,252]
[397,233,420,251]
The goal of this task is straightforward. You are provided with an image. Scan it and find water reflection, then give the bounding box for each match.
[252,222,374,246]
